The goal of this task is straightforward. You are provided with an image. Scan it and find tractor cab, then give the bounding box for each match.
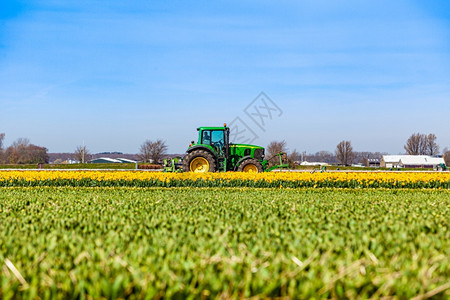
[199,127,227,157]
[182,125,230,172]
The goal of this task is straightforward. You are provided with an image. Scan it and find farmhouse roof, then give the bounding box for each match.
[89,157,122,163]
[300,161,328,166]
[116,158,136,163]
[381,155,405,163]
[399,156,444,165]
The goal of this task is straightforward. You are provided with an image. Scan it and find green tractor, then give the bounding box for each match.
[436,163,448,171]
[164,124,288,173]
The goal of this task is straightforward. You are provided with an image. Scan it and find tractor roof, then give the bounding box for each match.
[197,126,228,131]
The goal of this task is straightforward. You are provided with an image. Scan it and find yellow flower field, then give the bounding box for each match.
[0,170,449,188]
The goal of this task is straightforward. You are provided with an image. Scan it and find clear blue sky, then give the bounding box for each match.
[1,0,449,154]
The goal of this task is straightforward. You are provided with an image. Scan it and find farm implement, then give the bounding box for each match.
[163,124,289,173]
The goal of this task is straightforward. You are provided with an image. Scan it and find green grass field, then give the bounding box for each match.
[0,188,449,299]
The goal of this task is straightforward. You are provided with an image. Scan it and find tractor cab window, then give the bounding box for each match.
[202,130,225,155]
[202,131,211,145]
[211,130,224,146]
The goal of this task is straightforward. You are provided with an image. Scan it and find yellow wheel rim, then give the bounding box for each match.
[243,164,258,173]
[190,157,210,173]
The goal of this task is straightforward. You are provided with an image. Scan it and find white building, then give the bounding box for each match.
[398,156,444,168]
[115,158,136,163]
[381,155,445,169]
[380,155,404,168]
[88,157,137,164]
[300,161,328,166]
[88,157,123,163]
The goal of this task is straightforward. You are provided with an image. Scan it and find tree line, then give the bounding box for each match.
[404,133,439,155]
[1,131,449,166]
[0,134,49,164]
[264,133,447,167]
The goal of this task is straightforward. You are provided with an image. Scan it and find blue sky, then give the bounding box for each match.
[1,0,449,154]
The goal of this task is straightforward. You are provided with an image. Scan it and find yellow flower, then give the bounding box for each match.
[0,170,448,188]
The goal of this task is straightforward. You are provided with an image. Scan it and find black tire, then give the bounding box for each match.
[237,158,263,173]
[183,150,216,173]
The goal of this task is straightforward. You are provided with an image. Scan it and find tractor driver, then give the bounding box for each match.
[202,131,211,144]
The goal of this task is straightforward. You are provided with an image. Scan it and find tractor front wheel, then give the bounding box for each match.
[183,150,216,173]
[237,159,263,173]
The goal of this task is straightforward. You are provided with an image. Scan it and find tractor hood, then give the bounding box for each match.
[229,143,265,161]
[230,144,264,149]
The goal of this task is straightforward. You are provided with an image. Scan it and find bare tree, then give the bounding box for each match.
[404,133,439,155]
[288,149,300,167]
[266,140,287,165]
[11,137,30,148]
[312,150,335,164]
[139,139,168,163]
[288,149,300,162]
[7,138,30,164]
[0,133,4,163]
[335,140,355,166]
[139,142,151,163]
[267,140,287,157]
[361,157,369,167]
[424,133,439,156]
[0,133,4,150]
[74,145,90,163]
[444,148,450,166]
[404,133,426,155]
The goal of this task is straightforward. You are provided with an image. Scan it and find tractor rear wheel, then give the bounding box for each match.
[183,150,216,173]
[237,158,263,173]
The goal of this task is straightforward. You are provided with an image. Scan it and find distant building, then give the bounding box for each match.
[380,155,404,168]
[88,157,122,163]
[398,156,444,169]
[300,161,328,166]
[115,158,136,163]
[88,157,136,164]
[352,163,365,167]
[362,158,380,167]
[380,155,444,169]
